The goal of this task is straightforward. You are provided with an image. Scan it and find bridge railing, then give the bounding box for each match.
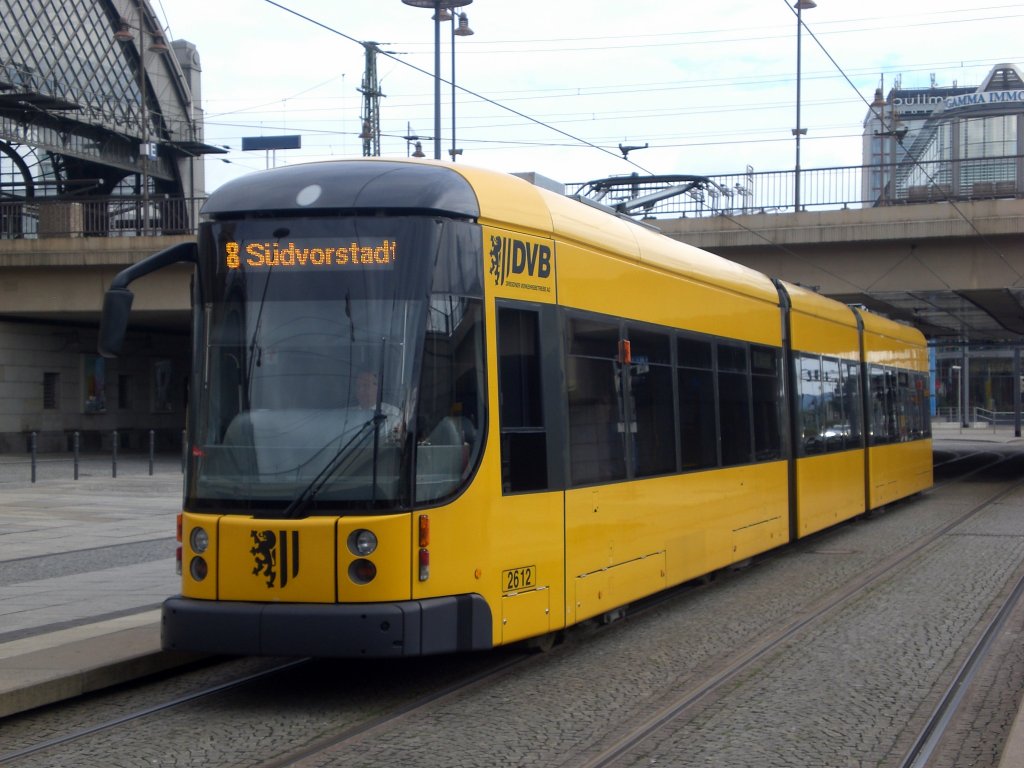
[567,154,1024,218]
[1,154,1021,235]
[0,195,206,239]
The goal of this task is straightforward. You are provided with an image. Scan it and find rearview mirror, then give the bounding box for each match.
[97,288,134,358]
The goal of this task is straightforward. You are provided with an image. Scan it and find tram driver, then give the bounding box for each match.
[353,368,405,445]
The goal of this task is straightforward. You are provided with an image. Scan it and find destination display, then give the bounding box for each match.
[224,239,398,271]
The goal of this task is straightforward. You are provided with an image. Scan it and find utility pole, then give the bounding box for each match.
[358,42,384,156]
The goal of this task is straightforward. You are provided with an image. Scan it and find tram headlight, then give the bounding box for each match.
[349,558,377,585]
[347,529,378,556]
[189,526,209,554]
[190,556,208,581]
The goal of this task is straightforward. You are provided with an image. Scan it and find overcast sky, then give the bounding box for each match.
[155,0,1023,193]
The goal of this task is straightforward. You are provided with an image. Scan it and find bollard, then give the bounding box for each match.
[112,430,118,478]
[73,431,80,480]
[30,431,37,484]
[149,429,155,476]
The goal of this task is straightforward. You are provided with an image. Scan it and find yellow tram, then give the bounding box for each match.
[98,159,932,656]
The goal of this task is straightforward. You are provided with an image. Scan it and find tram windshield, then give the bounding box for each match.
[185,216,485,514]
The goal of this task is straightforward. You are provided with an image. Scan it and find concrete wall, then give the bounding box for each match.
[0,319,189,454]
[652,198,1024,296]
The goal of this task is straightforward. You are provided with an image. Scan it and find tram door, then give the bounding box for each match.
[495,302,566,642]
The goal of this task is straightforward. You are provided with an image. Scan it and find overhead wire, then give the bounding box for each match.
[783,0,1022,284]
[260,0,655,174]
[242,0,1018,294]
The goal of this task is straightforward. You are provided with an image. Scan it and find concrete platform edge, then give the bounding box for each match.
[0,623,204,720]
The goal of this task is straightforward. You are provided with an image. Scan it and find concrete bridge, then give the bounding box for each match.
[0,235,192,332]
[655,197,1024,342]
[3,197,1023,344]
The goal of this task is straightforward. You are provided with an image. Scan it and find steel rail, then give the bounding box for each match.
[899,568,1024,768]
[258,654,530,768]
[0,658,309,764]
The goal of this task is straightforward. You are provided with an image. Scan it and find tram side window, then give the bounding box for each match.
[416,297,486,503]
[797,354,824,455]
[820,357,847,451]
[751,345,782,461]
[497,306,549,493]
[718,343,753,466]
[677,336,717,470]
[628,326,676,477]
[843,361,864,447]
[915,373,932,438]
[869,366,900,445]
[901,371,929,440]
[567,316,627,485]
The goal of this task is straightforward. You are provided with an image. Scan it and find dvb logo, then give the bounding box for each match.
[489,235,552,287]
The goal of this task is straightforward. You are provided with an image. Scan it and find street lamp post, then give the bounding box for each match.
[449,12,474,161]
[401,0,472,160]
[952,364,962,429]
[792,0,816,212]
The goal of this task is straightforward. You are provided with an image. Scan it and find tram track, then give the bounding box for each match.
[256,653,531,768]
[0,647,535,767]
[239,449,1024,768]
[0,658,309,765]
[898,567,1024,768]
[4,449,1020,768]
[567,453,1024,768]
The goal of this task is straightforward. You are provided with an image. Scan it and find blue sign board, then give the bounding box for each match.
[241,135,302,151]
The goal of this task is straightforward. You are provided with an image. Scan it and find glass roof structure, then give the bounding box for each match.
[0,0,220,200]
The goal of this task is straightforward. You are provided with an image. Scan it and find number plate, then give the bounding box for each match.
[502,565,536,594]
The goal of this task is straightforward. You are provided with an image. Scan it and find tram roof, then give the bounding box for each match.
[202,159,780,305]
[451,162,781,306]
[780,280,860,328]
[201,159,481,217]
[853,305,928,347]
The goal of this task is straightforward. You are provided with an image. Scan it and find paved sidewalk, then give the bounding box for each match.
[0,453,198,718]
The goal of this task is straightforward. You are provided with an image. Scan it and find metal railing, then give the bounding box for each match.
[973,407,1022,428]
[4,429,188,483]
[935,406,1022,430]
[1,154,1021,237]
[567,155,1024,218]
[0,195,205,239]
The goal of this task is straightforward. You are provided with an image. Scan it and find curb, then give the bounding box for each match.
[0,621,203,719]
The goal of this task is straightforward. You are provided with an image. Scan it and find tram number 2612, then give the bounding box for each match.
[502,565,536,593]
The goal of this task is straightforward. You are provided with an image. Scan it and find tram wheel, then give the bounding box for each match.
[524,631,562,653]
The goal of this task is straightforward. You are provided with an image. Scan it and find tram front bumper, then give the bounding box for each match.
[161,594,492,658]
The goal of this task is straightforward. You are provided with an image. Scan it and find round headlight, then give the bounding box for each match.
[348,558,377,585]
[348,529,378,556]
[189,527,209,554]
[190,556,208,581]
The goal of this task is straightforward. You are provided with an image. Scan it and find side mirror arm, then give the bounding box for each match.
[98,242,198,358]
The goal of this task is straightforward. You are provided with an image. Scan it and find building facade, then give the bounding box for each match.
[0,0,219,452]
[862,63,1024,423]
[862,63,1024,206]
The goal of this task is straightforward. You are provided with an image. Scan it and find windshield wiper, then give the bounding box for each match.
[245,265,274,395]
[280,414,383,519]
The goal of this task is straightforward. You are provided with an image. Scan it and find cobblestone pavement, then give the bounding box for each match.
[3,440,1023,767]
